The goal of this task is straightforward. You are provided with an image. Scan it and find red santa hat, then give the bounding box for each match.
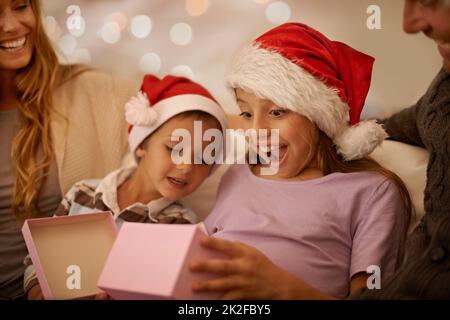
[227,23,387,161]
[126,75,228,158]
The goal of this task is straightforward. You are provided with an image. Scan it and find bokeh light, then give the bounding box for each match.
[170,23,193,46]
[101,22,121,44]
[104,12,128,31]
[171,65,195,79]
[139,53,162,74]
[57,34,77,55]
[67,15,86,38]
[185,0,210,17]
[130,15,153,39]
[43,16,62,42]
[265,1,291,25]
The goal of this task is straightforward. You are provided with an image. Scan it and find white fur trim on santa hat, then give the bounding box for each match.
[334,120,388,161]
[125,91,158,127]
[128,94,228,157]
[227,44,386,160]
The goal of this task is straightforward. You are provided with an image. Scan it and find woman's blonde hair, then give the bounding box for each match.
[11,0,85,223]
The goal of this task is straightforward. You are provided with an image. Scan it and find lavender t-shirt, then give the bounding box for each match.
[204,165,405,298]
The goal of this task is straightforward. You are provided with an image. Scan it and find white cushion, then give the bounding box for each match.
[370,140,428,232]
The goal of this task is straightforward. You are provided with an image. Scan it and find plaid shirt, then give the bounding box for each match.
[55,166,197,226]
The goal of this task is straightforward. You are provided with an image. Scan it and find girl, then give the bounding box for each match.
[189,23,412,299]
[0,0,134,300]
[25,74,229,299]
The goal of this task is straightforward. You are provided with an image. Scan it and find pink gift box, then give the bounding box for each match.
[97,222,228,300]
[21,212,118,300]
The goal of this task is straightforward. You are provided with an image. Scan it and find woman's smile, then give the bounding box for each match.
[0,35,27,52]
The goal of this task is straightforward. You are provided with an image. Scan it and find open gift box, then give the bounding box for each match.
[97,222,228,300]
[21,212,118,300]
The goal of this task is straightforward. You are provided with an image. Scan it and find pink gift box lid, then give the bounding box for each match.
[97,222,228,300]
[21,212,118,300]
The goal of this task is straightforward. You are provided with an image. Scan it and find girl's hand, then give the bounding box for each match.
[94,292,111,300]
[189,236,321,300]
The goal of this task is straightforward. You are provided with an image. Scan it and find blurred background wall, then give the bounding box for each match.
[41,0,443,117]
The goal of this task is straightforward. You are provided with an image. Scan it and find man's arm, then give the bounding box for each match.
[380,99,424,148]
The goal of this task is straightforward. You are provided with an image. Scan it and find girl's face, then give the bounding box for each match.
[236,88,320,180]
[0,0,35,72]
[136,113,220,201]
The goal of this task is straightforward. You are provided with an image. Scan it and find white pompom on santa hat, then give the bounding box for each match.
[227,23,387,161]
[125,74,228,160]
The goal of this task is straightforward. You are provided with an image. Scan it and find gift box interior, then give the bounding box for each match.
[22,212,117,300]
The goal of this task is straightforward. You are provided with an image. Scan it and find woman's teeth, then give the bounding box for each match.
[0,37,26,51]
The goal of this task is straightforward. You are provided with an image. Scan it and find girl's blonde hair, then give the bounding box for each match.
[11,0,85,223]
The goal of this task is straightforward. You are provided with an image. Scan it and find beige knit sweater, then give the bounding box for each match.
[50,69,135,194]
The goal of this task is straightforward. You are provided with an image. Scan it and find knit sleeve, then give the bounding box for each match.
[380,101,424,147]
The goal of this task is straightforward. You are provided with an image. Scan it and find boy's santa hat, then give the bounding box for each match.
[125,75,228,157]
[228,23,387,161]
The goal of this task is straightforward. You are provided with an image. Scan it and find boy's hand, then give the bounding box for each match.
[188,236,302,300]
[27,284,44,300]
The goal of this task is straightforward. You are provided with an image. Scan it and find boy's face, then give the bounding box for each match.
[403,0,450,72]
[136,113,220,201]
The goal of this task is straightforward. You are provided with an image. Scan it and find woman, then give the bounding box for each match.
[0,0,134,299]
